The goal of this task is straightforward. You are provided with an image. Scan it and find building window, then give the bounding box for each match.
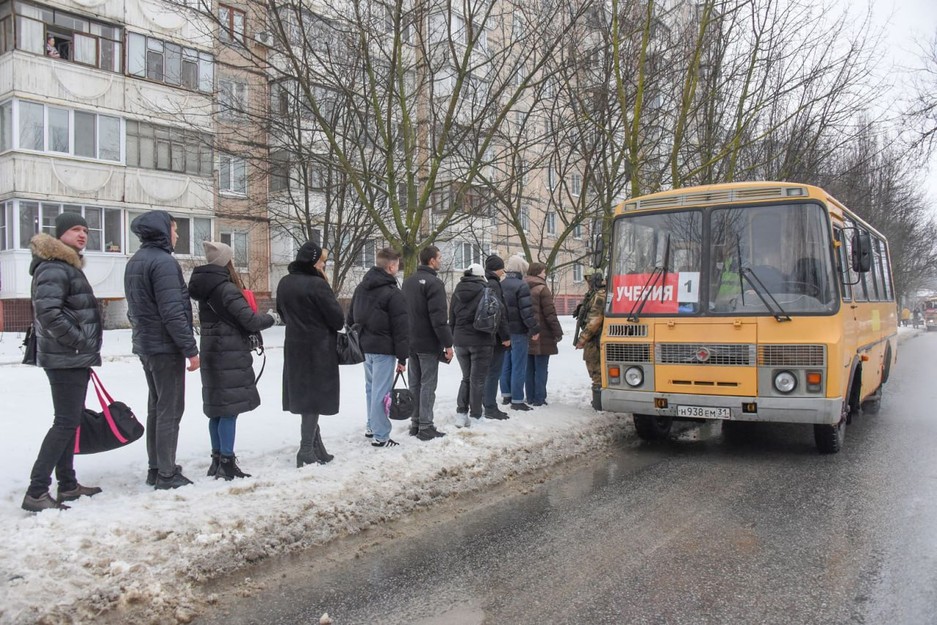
[218,79,248,119]
[354,239,377,268]
[219,154,247,195]
[220,231,249,267]
[6,99,121,161]
[456,242,484,269]
[548,165,556,190]
[127,32,213,93]
[0,100,11,151]
[125,120,213,176]
[218,4,246,45]
[269,149,290,191]
[520,205,529,232]
[545,211,556,236]
[0,200,9,250]
[573,263,583,283]
[169,215,212,256]
[573,222,583,238]
[571,173,582,196]
[11,1,123,72]
[11,199,123,252]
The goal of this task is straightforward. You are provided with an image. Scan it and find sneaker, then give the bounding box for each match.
[154,471,194,490]
[484,408,510,420]
[501,397,511,405]
[511,403,533,411]
[530,401,548,407]
[371,439,400,448]
[454,413,471,428]
[364,427,374,438]
[147,464,182,486]
[22,492,69,513]
[57,484,102,502]
[417,426,446,441]
[408,423,419,436]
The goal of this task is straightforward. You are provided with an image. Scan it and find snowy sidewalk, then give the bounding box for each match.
[0,317,626,625]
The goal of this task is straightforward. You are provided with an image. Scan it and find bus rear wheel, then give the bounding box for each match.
[633,414,673,441]
[814,418,846,454]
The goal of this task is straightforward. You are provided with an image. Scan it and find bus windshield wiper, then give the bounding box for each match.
[627,234,671,322]
[738,267,791,322]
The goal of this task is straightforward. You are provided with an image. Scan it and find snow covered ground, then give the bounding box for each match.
[0,316,627,625]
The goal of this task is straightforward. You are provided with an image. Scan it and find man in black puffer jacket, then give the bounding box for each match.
[481,254,511,419]
[348,247,409,447]
[401,245,453,441]
[22,213,104,512]
[449,263,494,426]
[124,210,200,490]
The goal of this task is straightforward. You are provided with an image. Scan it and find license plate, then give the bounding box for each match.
[677,405,730,419]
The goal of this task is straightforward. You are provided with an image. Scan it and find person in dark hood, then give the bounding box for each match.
[277,241,346,467]
[188,242,274,480]
[499,255,540,410]
[449,263,494,427]
[22,212,103,512]
[124,210,200,490]
[481,254,511,419]
[347,247,409,447]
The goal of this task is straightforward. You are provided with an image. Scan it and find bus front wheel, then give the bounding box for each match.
[814,418,846,454]
[633,414,673,441]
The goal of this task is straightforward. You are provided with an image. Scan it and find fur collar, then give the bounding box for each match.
[30,233,84,269]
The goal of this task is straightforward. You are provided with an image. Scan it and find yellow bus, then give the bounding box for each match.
[598,181,897,453]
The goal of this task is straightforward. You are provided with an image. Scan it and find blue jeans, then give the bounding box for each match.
[500,334,529,404]
[209,416,238,455]
[483,345,507,410]
[408,352,440,429]
[525,355,550,404]
[365,353,397,443]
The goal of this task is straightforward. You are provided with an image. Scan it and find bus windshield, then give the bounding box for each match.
[609,203,837,316]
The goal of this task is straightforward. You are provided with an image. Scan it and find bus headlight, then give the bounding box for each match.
[773,371,797,394]
[624,366,644,387]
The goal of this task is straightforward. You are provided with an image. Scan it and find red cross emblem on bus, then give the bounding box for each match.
[695,347,711,363]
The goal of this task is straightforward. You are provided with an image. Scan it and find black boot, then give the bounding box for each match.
[297,414,323,467]
[591,385,602,411]
[217,455,251,480]
[207,450,220,477]
[312,426,334,464]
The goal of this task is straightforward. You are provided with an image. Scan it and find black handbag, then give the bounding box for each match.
[337,324,365,365]
[74,370,145,455]
[21,324,37,366]
[387,371,415,420]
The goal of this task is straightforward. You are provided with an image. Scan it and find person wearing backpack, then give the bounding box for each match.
[401,246,453,441]
[481,255,511,419]
[499,255,540,410]
[187,242,275,480]
[524,262,563,406]
[449,264,494,427]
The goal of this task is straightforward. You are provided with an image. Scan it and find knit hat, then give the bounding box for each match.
[203,241,233,267]
[296,241,323,265]
[485,254,505,272]
[464,263,485,277]
[55,212,89,239]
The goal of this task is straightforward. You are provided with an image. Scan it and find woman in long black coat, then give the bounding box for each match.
[188,242,275,480]
[276,242,346,467]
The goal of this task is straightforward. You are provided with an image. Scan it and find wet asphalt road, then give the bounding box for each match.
[197,332,937,625]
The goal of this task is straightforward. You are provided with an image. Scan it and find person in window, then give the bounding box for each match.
[45,35,60,58]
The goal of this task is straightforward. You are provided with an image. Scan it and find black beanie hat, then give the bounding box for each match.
[55,212,89,239]
[485,255,505,272]
[296,241,323,265]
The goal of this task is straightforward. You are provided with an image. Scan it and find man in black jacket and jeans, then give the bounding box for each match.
[401,246,452,441]
[124,211,200,489]
[22,212,104,512]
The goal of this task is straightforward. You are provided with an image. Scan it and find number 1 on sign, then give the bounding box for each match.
[678,272,700,303]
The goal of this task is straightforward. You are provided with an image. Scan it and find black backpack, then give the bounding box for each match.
[473,287,502,334]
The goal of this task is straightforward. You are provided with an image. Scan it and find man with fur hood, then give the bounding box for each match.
[22,212,103,512]
[124,210,200,489]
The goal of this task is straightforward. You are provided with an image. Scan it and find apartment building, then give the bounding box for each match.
[0,0,216,330]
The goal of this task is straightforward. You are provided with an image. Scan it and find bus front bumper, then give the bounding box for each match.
[601,389,842,425]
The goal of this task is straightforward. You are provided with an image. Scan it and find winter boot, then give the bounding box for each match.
[206,450,220,477]
[312,426,334,464]
[57,483,102,502]
[217,455,252,480]
[297,414,323,467]
[22,491,69,512]
[591,385,602,411]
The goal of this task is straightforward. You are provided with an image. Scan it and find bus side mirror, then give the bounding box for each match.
[591,218,604,269]
[851,232,872,273]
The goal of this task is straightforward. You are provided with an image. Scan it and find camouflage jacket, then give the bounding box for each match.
[575,287,606,344]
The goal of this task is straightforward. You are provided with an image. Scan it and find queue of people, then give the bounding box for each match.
[21,217,584,512]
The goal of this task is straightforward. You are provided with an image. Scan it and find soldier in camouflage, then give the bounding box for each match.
[574,268,606,410]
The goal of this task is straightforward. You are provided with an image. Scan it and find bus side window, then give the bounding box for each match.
[833,226,851,302]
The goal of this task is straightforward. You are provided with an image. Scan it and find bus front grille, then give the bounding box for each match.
[606,324,649,337]
[758,345,826,367]
[656,343,755,366]
[606,343,652,363]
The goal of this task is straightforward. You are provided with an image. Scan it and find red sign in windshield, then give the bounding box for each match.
[610,273,699,314]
